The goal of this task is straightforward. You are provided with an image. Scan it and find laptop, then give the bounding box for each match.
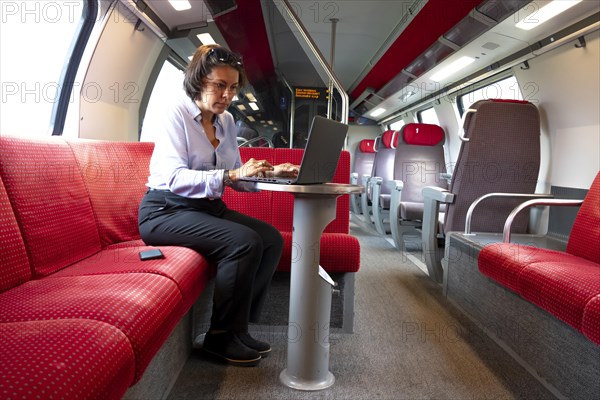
[239,116,348,185]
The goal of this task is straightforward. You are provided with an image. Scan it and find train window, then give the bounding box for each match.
[140,60,185,142]
[417,107,440,125]
[458,76,523,115]
[389,119,405,131]
[1,1,90,136]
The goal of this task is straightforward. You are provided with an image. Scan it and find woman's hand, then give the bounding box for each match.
[230,158,273,181]
[269,163,300,178]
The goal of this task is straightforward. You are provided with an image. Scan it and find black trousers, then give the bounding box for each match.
[138,190,283,332]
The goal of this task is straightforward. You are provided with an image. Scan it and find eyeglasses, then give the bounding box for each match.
[207,47,243,67]
[203,79,239,95]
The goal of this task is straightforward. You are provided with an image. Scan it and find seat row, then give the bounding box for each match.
[352,99,542,283]
[351,99,599,397]
[0,137,359,399]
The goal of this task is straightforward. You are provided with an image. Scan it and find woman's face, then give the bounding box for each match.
[196,65,240,116]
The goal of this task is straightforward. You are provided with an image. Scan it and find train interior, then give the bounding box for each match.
[1,0,599,399]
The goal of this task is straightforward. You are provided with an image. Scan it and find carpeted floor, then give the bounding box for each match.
[167,216,556,400]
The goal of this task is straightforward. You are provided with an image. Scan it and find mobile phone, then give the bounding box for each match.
[139,248,164,261]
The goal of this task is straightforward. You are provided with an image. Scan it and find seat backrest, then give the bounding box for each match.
[0,136,102,277]
[67,140,154,247]
[394,123,447,204]
[368,130,398,200]
[352,139,376,179]
[225,148,351,234]
[444,99,541,233]
[0,175,32,293]
[566,172,600,264]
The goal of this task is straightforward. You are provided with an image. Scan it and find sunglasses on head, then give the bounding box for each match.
[207,47,243,67]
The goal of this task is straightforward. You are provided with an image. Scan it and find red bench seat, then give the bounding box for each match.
[478,172,600,345]
[0,137,359,399]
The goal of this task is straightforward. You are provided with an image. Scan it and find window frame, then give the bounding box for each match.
[416,106,439,124]
[456,75,522,117]
[50,0,98,135]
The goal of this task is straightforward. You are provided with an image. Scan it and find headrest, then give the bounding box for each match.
[402,123,444,146]
[381,130,399,149]
[359,139,376,153]
[463,99,534,137]
[490,99,530,105]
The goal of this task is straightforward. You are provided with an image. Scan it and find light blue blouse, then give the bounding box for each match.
[147,95,255,198]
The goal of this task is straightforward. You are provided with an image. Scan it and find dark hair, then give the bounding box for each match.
[183,44,246,101]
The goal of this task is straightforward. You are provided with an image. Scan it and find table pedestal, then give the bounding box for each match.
[279,194,337,390]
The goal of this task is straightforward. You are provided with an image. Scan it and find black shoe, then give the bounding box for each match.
[202,331,261,367]
[236,332,271,357]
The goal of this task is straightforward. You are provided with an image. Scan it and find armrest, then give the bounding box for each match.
[360,174,371,186]
[421,186,453,283]
[389,180,405,219]
[369,176,383,207]
[464,193,554,235]
[386,179,404,192]
[422,186,454,203]
[503,198,583,243]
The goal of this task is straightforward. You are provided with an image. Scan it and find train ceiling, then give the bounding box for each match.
[137,0,599,122]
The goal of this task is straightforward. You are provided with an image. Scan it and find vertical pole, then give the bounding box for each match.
[326,18,339,120]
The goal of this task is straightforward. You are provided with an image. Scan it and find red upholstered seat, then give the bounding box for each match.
[582,294,600,345]
[478,244,576,292]
[0,320,135,399]
[0,136,214,396]
[225,148,358,274]
[67,140,155,247]
[0,273,183,382]
[518,259,600,330]
[0,176,31,293]
[0,136,101,277]
[478,172,600,344]
[50,245,210,310]
[277,232,360,273]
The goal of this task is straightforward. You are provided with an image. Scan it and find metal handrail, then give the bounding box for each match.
[464,193,554,235]
[503,199,583,243]
[280,0,349,124]
[238,136,273,148]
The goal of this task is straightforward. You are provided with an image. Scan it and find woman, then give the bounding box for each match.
[138,44,298,367]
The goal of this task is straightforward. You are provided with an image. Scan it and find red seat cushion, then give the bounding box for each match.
[582,294,600,345]
[479,243,573,293]
[50,245,210,310]
[0,320,135,399]
[518,259,600,331]
[0,273,183,382]
[277,232,360,273]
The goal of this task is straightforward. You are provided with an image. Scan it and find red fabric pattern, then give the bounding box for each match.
[67,140,154,247]
[402,123,444,146]
[0,273,183,382]
[50,245,210,310]
[518,260,600,331]
[566,172,600,264]
[0,319,135,400]
[277,232,360,273]
[479,243,573,293]
[0,136,101,277]
[582,294,600,345]
[0,176,31,293]
[359,139,376,153]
